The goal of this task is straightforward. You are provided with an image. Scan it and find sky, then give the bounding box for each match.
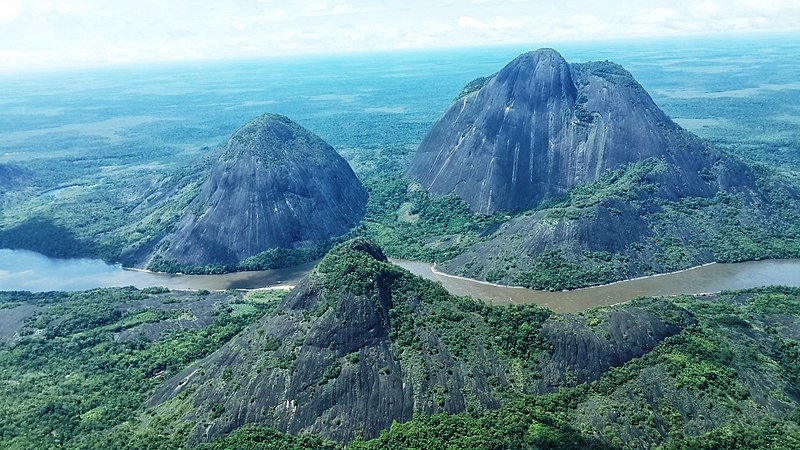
[1,0,799,71]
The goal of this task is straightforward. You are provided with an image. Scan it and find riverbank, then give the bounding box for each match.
[393,258,800,313]
[4,249,800,314]
[426,260,719,292]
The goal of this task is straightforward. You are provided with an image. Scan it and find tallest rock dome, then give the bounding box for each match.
[408,48,723,213]
[156,113,367,267]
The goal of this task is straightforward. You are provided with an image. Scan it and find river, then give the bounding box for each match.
[0,249,314,292]
[1,249,799,313]
[392,259,800,312]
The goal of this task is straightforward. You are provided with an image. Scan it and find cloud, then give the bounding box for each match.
[691,1,725,18]
[301,1,328,14]
[634,8,680,25]
[736,0,798,15]
[491,16,523,30]
[458,16,487,30]
[1,0,799,71]
[457,15,524,31]
[299,1,354,17]
[0,0,22,23]
[330,3,353,15]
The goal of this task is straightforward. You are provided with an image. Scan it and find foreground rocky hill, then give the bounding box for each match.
[1,241,798,449]
[138,114,366,271]
[132,239,796,448]
[146,239,687,443]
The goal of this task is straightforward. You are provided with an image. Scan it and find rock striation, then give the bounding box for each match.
[154,114,366,267]
[408,48,752,213]
[150,239,504,442]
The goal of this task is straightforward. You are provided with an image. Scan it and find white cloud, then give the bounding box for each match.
[691,0,724,18]
[1,0,799,71]
[563,14,606,36]
[299,1,354,17]
[458,15,524,31]
[330,3,352,15]
[301,1,328,14]
[736,0,798,15]
[458,16,487,30]
[0,0,22,23]
[491,16,523,30]
[634,7,680,25]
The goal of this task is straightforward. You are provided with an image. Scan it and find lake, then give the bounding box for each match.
[2,249,799,312]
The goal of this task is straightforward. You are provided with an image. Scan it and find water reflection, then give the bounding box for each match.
[0,249,313,291]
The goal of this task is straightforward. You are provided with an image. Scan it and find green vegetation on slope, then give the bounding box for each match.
[203,400,606,450]
[2,277,799,449]
[348,396,608,450]
[0,287,284,450]
[317,238,554,367]
[195,425,339,450]
[197,286,800,450]
[446,158,800,290]
[358,173,506,262]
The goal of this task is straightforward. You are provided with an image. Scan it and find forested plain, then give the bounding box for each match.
[1,279,799,448]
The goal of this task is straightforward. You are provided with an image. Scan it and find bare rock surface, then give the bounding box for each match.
[154,114,366,266]
[408,49,753,213]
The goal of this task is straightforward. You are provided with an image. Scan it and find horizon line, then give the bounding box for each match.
[2,28,798,76]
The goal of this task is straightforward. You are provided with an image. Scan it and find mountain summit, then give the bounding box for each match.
[408,48,750,213]
[152,114,367,267]
[403,49,799,288]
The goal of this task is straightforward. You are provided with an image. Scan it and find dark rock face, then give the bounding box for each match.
[151,239,691,444]
[408,49,752,213]
[151,239,509,443]
[156,114,366,266]
[539,306,693,385]
[155,275,411,443]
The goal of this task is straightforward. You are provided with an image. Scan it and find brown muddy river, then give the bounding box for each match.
[392,259,800,312]
[2,249,799,312]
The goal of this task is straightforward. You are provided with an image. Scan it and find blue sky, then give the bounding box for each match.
[1,0,799,71]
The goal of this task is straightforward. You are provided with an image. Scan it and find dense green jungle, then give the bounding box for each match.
[1,36,799,449]
[1,251,799,448]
